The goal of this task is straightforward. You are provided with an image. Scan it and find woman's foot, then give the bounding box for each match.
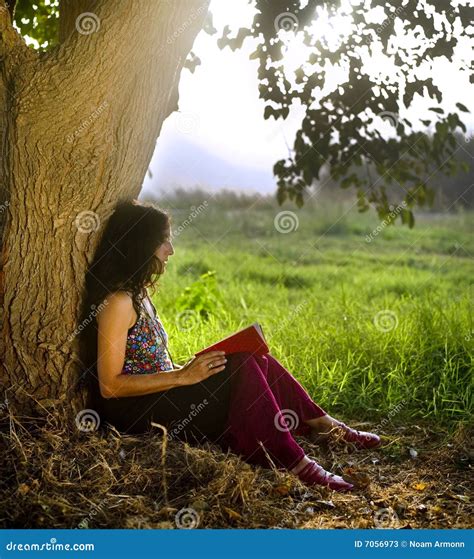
[307,414,381,449]
[291,456,354,492]
[331,419,381,449]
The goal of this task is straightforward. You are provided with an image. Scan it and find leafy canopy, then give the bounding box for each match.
[12,0,474,226]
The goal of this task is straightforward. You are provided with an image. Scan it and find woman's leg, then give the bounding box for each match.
[256,354,381,449]
[94,355,354,491]
[215,352,354,491]
[252,354,327,437]
[96,367,233,444]
[97,356,305,469]
[216,352,307,470]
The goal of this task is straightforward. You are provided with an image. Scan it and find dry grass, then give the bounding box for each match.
[0,405,472,529]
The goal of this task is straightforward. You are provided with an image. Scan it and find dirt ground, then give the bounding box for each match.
[286,420,473,529]
[0,410,472,529]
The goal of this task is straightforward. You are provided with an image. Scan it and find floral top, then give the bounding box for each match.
[122,294,174,375]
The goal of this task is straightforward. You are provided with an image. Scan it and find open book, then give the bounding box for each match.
[195,323,269,357]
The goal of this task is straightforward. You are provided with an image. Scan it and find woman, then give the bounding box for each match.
[79,200,381,493]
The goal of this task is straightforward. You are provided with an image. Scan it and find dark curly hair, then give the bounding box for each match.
[78,199,170,393]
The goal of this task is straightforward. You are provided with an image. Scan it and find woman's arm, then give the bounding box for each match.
[101,367,189,398]
[96,292,226,398]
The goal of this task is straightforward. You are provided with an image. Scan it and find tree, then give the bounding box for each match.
[0,0,209,412]
[0,0,472,412]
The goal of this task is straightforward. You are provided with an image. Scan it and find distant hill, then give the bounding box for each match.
[142,135,277,196]
[142,132,473,211]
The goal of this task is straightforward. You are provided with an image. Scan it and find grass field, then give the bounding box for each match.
[2,196,472,529]
[149,196,473,426]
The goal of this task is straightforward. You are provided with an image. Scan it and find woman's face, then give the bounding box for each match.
[154,229,174,269]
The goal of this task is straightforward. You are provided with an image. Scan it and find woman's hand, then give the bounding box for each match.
[179,351,227,385]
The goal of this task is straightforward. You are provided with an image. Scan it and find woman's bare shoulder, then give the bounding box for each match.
[103,290,134,305]
[97,291,135,324]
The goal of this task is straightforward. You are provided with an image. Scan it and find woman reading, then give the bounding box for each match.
[79,200,381,493]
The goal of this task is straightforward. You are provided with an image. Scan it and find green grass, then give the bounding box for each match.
[150,199,473,425]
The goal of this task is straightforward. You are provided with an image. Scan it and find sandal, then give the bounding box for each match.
[332,420,381,449]
[296,459,354,492]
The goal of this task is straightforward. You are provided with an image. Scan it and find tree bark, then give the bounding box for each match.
[0,0,209,414]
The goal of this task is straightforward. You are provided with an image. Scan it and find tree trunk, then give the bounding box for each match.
[0,0,209,414]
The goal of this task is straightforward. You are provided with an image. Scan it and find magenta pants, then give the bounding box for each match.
[216,352,327,470]
[97,351,327,472]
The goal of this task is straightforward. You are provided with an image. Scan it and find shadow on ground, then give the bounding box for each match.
[0,408,472,529]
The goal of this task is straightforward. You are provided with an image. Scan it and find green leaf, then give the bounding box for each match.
[456,102,469,113]
[264,105,277,120]
[401,209,415,228]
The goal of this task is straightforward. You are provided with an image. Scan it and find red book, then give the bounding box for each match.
[195,323,269,357]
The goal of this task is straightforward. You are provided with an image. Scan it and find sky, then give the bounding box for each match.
[137,0,474,196]
[143,0,296,195]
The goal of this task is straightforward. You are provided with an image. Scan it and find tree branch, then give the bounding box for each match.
[0,0,31,62]
[5,0,15,20]
[58,0,100,45]
[6,0,209,221]
[0,0,36,234]
[36,0,209,125]
[53,0,209,91]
